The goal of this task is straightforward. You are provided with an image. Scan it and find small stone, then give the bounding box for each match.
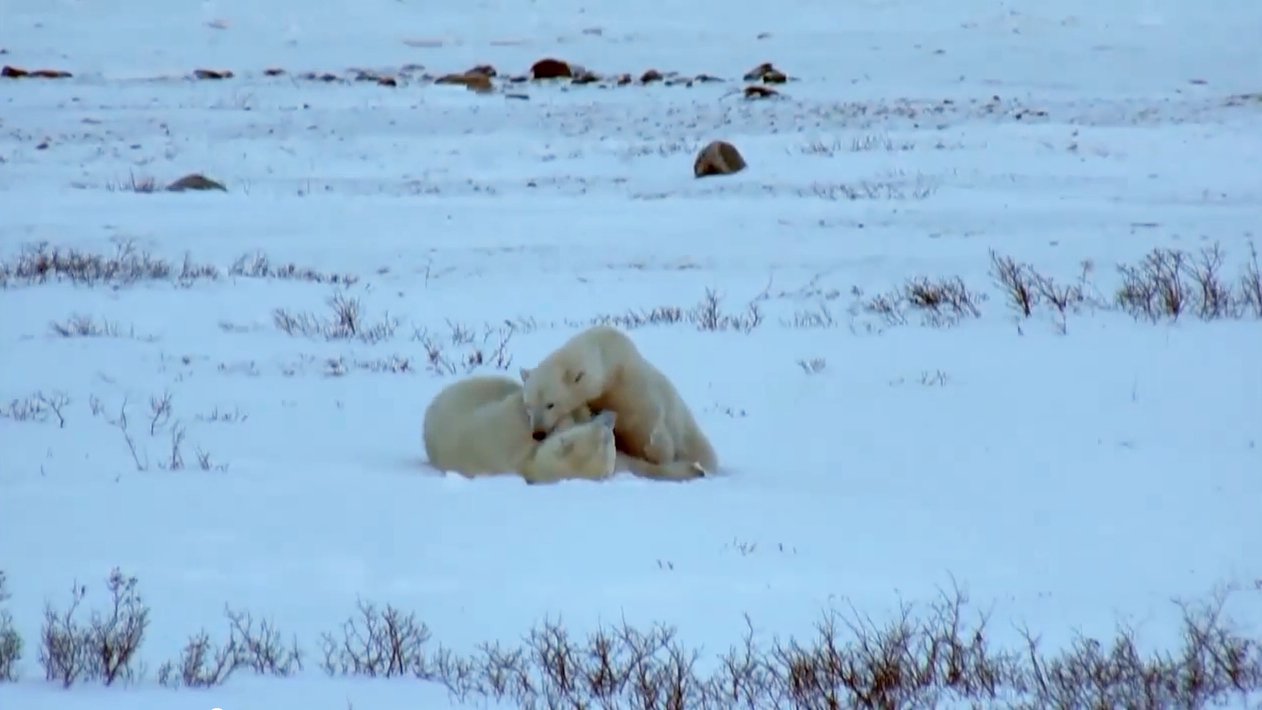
[743,85,779,99]
[166,174,228,192]
[530,58,572,80]
[192,68,234,80]
[693,141,747,178]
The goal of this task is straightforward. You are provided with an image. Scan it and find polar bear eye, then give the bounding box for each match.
[546,403,555,410]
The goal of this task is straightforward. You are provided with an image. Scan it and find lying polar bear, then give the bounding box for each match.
[423,374,617,484]
[424,373,705,483]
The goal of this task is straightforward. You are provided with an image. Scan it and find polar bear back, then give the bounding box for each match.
[423,375,537,475]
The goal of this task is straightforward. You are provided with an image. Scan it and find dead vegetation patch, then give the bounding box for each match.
[411,322,515,376]
[5,568,1260,710]
[229,251,358,285]
[0,571,17,682]
[789,277,985,331]
[856,277,984,328]
[0,240,184,288]
[585,288,764,333]
[157,606,303,688]
[37,569,149,687]
[989,242,1262,326]
[0,242,364,289]
[803,176,938,201]
[788,241,1257,333]
[272,293,398,344]
[321,354,418,377]
[48,315,153,341]
[0,391,70,428]
[797,135,917,156]
[106,171,159,193]
[87,391,224,472]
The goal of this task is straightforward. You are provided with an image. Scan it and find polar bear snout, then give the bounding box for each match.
[531,429,548,442]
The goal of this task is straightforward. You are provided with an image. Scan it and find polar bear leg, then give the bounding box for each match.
[643,415,677,464]
[615,453,705,481]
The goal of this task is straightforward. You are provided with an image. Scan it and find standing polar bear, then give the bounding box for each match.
[423,375,618,484]
[520,325,717,480]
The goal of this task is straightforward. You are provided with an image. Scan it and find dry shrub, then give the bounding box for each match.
[48,315,145,339]
[989,251,1095,333]
[0,391,69,427]
[320,600,432,678]
[902,276,983,324]
[38,568,149,688]
[229,251,358,285]
[1114,244,1255,322]
[157,606,304,688]
[1237,241,1262,318]
[804,177,938,201]
[273,292,398,344]
[4,569,1260,707]
[0,571,20,682]
[412,323,515,375]
[1,241,170,287]
[589,289,763,333]
[106,171,158,193]
[992,243,1259,328]
[315,584,1262,710]
[0,240,220,289]
[990,251,1039,318]
[1116,248,1191,320]
[1022,590,1262,710]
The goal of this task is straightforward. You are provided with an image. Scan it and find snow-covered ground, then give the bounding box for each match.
[2,0,1261,707]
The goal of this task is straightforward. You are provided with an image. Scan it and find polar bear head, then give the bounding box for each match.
[532,410,618,481]
[520,351,606,440]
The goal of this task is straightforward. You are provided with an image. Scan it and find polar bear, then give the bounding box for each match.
[423,374,617,484]
[519,325,716,479]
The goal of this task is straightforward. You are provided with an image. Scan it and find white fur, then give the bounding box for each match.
[520,325,716,480]
[423,375,617,484]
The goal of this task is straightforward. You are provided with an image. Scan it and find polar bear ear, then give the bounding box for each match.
[519,367,532,383]
[593,410,617,429]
